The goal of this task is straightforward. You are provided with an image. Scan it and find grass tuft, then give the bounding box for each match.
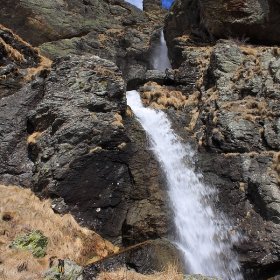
[0,185,118,280]
[96,264,183,280]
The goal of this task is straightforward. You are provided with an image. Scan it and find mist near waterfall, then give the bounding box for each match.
[152,30,172,71]
[126,90,243,280]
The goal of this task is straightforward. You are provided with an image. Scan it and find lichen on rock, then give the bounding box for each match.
[45,259,83,280]
[10,230,48,258]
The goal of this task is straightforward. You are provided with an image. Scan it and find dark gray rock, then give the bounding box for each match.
[18,54,169,245]
[83,239,183,279]
[0,0,165,83]
[165,0,280,66]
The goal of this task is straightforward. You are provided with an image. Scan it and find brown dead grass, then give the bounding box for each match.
[111,113,124,128]
[0,37,25,64]
[96,264,183,280]
[0,185,118,280]
[26,132,42,144]
[0,24,33,48]
[25,55,52,82]
[142,82,196,110]
[219,97,272,123]
[271,152,280,185]
[98,34,110,50]
[94,65,123,81]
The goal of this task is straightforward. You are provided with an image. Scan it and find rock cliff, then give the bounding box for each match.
[0,26,170,248]
[1,0,280,279]
[0,0,166,83]
[138,41,280,278]
[164,0,280,67]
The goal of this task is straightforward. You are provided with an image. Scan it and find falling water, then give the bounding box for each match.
[152,30,172,71]
[126,90,243,280]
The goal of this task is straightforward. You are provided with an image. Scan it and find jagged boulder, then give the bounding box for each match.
[83,239,184,279]
[10,230,48,258]
[0,51,169,245]
[199,0,280,45]
[45,259,83,280]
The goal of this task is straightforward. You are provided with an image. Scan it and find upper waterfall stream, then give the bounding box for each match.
[126,90,243,280]
[152,30,172,71]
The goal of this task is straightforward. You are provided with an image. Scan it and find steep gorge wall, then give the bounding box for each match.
[156,0,280,278]
[1,0,280,279]
[165,0,280,67]
[0,0,166,83]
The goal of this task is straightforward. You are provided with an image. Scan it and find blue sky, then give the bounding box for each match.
[162,0,173,8]
[126,0,173,9]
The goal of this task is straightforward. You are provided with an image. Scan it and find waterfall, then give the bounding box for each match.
[152,30,172,71]
[126,90,243,280]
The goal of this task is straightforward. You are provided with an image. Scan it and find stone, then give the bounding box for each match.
[183,275,222,280]
[44,259,83,280]
[83,239,184,279]
[0,0,166,82]
[10,230,48,258]
[165,0,280,66]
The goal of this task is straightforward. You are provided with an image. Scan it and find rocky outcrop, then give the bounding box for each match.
[143,0,162,11]
[0,24,45,98]
[199,0,280,45]
[164,0,280,67]
[136,41,280,279]
[0,46,169,246]
[0,25,50,187]
[45,259,83,280]
[83,239,183,279]
[0,0,166,83]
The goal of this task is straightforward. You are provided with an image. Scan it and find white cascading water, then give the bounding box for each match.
[126,90,243,280]
[152,30,172,71]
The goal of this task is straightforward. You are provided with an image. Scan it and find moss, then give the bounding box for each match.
[10,230,48,258]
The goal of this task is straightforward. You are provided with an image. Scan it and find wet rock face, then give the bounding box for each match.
[0,25,48,187]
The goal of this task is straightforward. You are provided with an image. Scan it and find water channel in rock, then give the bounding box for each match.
[126,90,243,280]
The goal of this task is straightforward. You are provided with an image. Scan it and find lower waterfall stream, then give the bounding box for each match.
[126,90,243,280]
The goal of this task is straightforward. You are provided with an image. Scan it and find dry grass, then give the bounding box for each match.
[89,146,102,153]
[219,97,272,123]
[26,132,42,144]
[0,185,118,280]
[94,65,123,81]
[141,82,192,110]
[271,152,280,185]
[25,55,52,82]
[126,107,134,117]
[96,264,183,280]
[185,109,199,132]
[0,24,33,49]
[0,24,50,82]
[111,113,124,128]
[0,37,25,63]
[98,34,110,50]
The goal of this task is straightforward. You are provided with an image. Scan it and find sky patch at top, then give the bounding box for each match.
[126,0,174,9]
